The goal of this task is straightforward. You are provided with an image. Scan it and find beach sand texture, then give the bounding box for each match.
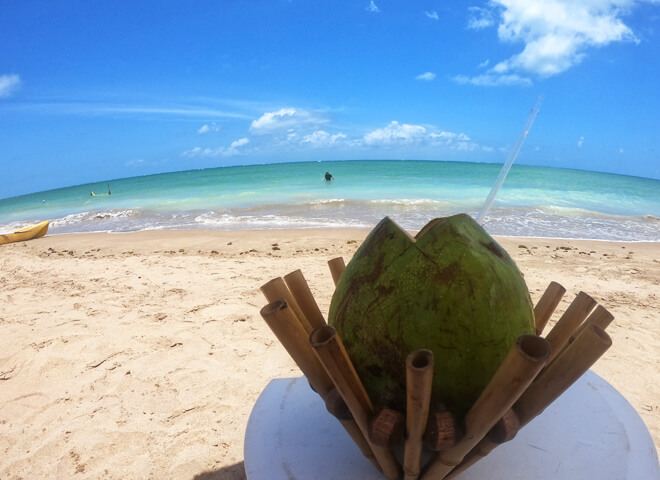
[1,229,658,479]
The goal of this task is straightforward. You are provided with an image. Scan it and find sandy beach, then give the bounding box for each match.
[1,229,658,479]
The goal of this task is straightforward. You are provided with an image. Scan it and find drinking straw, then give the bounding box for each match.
[475,96,543,225]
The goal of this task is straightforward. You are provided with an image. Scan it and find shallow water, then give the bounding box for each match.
[1,160,658,241]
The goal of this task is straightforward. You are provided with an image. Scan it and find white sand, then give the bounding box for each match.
[1,230,658,478]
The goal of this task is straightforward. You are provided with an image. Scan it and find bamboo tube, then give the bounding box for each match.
[260,301,377,467]
[544,291,596,362]
[533,281,566,335]
[369,408,405,447]
[404,349,434,480]
[571,304,614,340]
[340,417,380,469]
[421,334,550,480]
[423,409,460,452]
[586,305,615,331]
[449,323,612,478]
[260,300,334,397]
[260,277,313,334]
[328,257,346,286]
[283,269,327,329]
[515,324,612,428]
[324,387,379,468]
[444,410,520,480]
[310,325,401,480]
[552,305,614,362]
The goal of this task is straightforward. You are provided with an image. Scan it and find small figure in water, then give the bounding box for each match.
[324,171,334,181]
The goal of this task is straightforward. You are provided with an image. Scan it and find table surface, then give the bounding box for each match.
[244,370,659,480]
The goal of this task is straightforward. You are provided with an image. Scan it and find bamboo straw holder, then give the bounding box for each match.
[259,259,614,480]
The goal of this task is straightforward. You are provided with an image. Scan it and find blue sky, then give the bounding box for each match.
[1,0,659,199]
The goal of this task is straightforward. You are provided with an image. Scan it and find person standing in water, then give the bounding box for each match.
[324,171,334,181]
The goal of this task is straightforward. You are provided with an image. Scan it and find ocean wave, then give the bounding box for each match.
[51,209,137,226]
[4,197,657,242]
[480,206,660,242]
[194,212,370,229]
[308,198,347,206]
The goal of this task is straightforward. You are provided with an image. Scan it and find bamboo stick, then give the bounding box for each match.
[421,334,550,480]
[310,325,401,480]
[449,323,612,477]
[586,305,614,330]
[260,300,334,397]
[260,300,377,467]
[324,387,379,467]
[515,324,612,427]
[570,304,614,340]
[552,305,614,363]
[586,305,615,331]
[328,257,346,286]
[444,410,520,480]
[260,277,313,334]
[544,291,596,362]
[533,281,566,335]
[339,417,380,469]
[283,269,327,329]
[404,349,434,480]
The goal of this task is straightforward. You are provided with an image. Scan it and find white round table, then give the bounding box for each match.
[244,370,659,479]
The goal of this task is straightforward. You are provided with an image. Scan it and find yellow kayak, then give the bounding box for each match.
[0,220,50,245]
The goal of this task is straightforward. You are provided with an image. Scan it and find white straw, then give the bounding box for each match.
[475,96,543,225]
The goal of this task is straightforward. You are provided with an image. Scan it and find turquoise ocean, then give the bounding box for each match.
[0,160,658,242]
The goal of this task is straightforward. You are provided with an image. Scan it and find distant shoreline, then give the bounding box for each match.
[35,227,660,244]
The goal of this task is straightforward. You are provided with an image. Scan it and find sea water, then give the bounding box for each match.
[0,160,658,242]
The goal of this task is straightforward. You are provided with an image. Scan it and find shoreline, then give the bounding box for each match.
[1,229,658,478]
[38,226,660,244]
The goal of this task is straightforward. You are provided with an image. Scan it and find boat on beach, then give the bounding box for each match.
[0,220,50,245]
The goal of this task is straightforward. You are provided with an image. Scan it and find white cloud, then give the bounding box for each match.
[226,138,249,155]
[460,0,642,86]
[198,122,220,134]
[302,130,347,148]
[366,0,380,13]
[429,131,471,142]
[468,6,496,29]
[363,121,427,146]
[361,122,476,151]
[182,138,249,158]
[578,136,584,148]
[0,74,21,98]
[498,1,635,76]
[478,59,490,68]
[425,11,439,20]
[454,73,532,87]
[415,72,436,81]
[249,108,326,134]
[429,131,477,151]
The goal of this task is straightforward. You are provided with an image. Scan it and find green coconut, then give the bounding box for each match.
[328,213,535,417]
